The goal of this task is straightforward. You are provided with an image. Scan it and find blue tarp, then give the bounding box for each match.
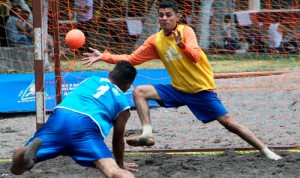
[0,69,171,113]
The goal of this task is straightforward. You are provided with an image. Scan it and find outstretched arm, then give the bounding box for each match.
[82,35,160,67]
[112,110,138,172]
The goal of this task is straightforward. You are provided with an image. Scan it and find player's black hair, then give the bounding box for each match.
[159,1,179,13]
[9,4,22,17]
[22,10,30,15]
[110,61,137,85]
[224,14,231,22]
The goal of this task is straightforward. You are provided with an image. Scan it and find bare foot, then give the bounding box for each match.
[10,147,27,175]
[23,138,42,170]
[126,136,155,147]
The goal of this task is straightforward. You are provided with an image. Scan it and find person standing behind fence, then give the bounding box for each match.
[222,14,240,51]
[82,0,282,161]
[277,24,300,54]
[6,4,33,46]
[74,0,93,53]
[267,23,282,51]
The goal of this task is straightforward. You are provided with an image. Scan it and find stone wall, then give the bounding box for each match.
[0,46,34,73]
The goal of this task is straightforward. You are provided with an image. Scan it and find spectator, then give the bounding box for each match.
[9,0,33,24]
[222,15,240,51]
[6,4,33,46]
[21,10,33,36]
[265,16,300,54]
[239,23,267,53]
[279,24,300,53]
[267,22,282,52]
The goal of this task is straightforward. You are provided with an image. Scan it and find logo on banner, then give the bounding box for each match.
[18,80,49,103]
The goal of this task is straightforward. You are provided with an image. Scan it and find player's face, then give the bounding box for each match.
[120,83,132,93]
[158,8,180,32]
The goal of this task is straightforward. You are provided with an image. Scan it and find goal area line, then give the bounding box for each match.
[124,146,300,156]
[1,147,298,163]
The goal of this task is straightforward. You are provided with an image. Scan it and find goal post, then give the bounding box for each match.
[33,0,63,130]
[32,0,46,130]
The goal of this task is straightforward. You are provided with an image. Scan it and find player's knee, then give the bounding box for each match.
[111,169,135,178]
[95,159,133,178]
[133,86,145,98]
[218,115,241,133]
[102,167,133,178]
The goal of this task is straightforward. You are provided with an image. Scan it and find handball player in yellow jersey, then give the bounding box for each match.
[82,1,282,160]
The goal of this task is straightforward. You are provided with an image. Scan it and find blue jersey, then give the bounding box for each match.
[55,76,130,138]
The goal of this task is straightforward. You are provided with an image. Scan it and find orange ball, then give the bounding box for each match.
[65,29,85,49]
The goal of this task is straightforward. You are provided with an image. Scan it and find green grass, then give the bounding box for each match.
[209,53,299,73]
[59,53,299,73]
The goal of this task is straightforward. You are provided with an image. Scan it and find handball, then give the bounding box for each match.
[65,29,85,49]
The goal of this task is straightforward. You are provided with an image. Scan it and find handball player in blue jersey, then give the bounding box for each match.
[10,61,138,178]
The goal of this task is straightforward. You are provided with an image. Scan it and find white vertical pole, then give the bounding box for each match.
[33,0,46,130]
[249,0,261,10]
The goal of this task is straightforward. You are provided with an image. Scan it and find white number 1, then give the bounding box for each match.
[93,85,109,99]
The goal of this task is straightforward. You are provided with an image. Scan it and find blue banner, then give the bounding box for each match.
[0,69,171,113]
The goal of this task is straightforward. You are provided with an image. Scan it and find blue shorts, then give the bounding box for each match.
[153,84,228,123]
[25,109,113,167]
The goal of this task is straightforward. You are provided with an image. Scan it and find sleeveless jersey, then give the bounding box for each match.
[154,24,216,93]
[55,76,130,138]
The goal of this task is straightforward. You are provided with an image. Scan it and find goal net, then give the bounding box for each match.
[0,0,299,150]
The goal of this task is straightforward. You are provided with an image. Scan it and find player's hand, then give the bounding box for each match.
[172,30,183,48]
[82,47,102,67]
[123,162,138,173]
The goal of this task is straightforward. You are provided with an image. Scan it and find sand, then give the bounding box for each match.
[0,72,299,177]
